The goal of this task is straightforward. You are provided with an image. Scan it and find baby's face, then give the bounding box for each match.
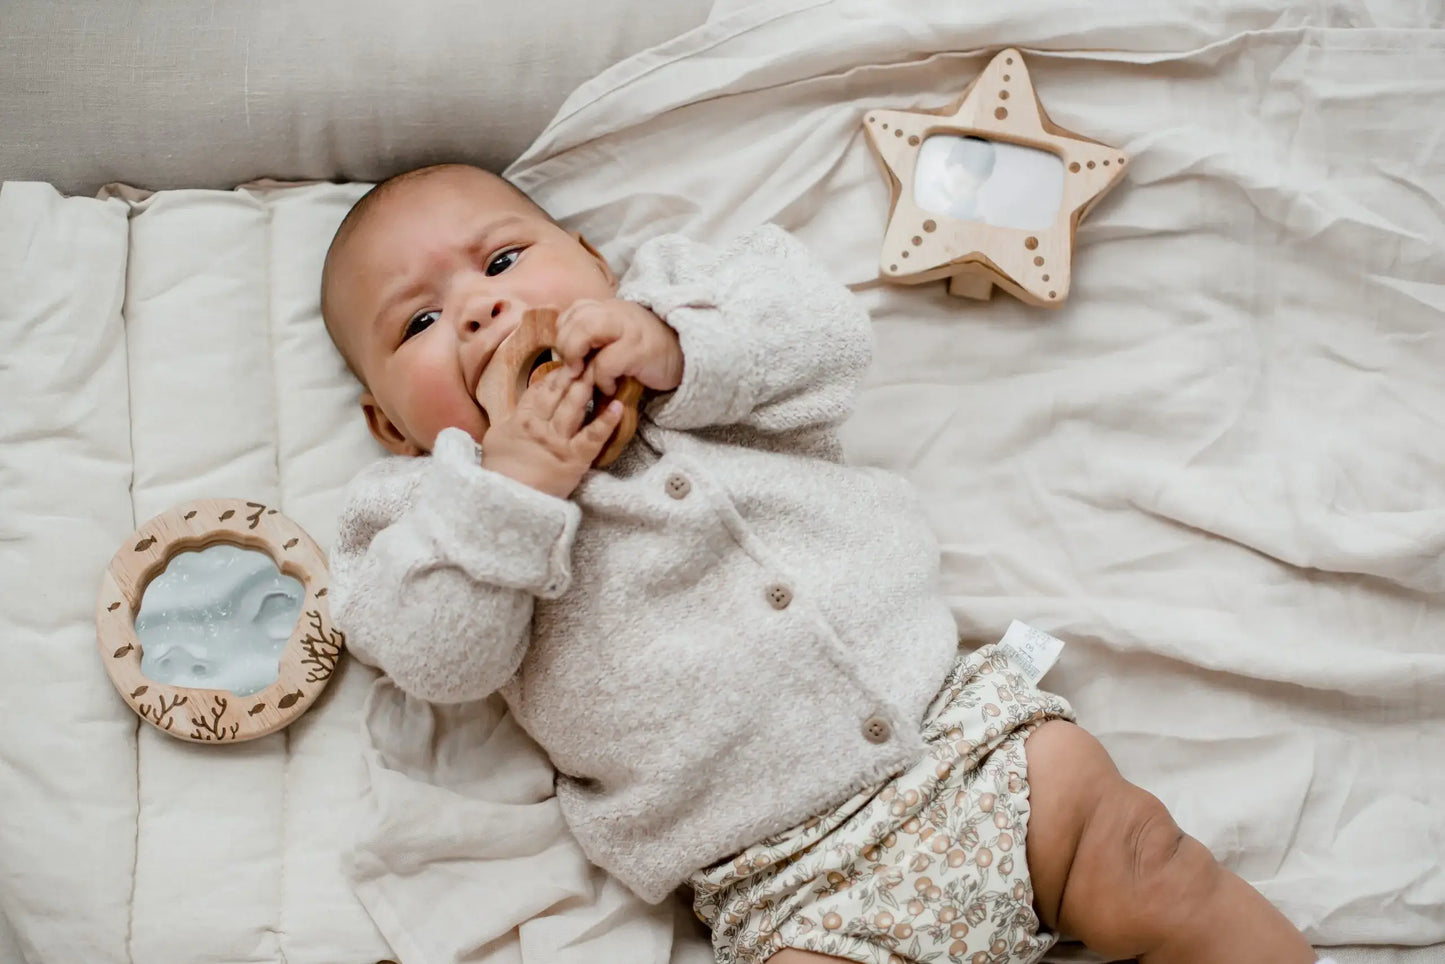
[325,167,617,455]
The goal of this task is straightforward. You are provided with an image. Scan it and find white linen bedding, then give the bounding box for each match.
[0,1,1441,962]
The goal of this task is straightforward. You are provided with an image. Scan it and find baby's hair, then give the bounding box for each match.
[319,164,549,384]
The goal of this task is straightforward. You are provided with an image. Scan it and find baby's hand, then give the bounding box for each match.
[554,299,684,396]
[479,364,625,499]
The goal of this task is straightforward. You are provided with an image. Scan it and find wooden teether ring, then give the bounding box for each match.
[95,498,343,744]
[475,307,643,468]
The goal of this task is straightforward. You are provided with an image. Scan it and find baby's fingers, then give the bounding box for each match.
[552,366,596,437]
[589,339,638,396]
[555,303,622,368]
[573,400,625,460]
[519,363,576,420]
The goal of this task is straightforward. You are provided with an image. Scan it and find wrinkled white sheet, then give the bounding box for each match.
[356,0,1445,959]
[350,680,700,964]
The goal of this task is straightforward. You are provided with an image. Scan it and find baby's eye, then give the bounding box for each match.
[486,247,523,277]
[403,309,439,341]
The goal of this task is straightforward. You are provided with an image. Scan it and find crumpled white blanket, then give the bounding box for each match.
[345,1,1445,962]
[349,680,704,964]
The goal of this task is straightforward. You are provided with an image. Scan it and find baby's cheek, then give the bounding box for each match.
[408,369,486,450]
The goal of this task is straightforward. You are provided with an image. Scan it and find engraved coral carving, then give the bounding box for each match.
[299,609,345,683]
[190,695,239,742]
[138,692,189,731]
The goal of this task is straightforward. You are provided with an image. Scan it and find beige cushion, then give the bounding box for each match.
[0,0,712,195]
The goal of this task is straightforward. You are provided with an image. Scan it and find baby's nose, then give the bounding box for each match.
[461,299,510,335]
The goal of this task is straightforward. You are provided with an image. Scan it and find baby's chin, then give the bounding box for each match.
[412,398,492,457]
[420,422,488,458]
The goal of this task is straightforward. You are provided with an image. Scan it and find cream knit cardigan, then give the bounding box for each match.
[329,225,962,903]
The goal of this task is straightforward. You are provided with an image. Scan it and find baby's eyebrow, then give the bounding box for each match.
[368,214,529,336]
[370,279,428,337]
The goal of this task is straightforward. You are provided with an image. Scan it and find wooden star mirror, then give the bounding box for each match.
[864,48,1129,306]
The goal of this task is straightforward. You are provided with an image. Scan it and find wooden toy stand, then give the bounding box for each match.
[864,48,1129,306]
[96,499,343,743]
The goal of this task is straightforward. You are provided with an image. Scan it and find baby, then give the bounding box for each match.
[321,163,1323,964]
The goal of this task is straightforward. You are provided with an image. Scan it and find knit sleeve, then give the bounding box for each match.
[327,427,581,703]
[616,224,874,445]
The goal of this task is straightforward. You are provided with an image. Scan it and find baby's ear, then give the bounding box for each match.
[574,232,617,287]
[360,391,423,457]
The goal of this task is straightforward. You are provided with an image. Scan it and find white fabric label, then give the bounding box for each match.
[995,621,1066,685]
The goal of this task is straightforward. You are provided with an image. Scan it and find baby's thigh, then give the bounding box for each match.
[1021,720,1117,928]
[1022,720,1213,952]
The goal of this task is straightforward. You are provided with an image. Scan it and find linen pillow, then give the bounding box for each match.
[0,0,712,195]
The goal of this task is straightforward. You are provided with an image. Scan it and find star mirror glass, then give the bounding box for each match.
[912,135,1065,231]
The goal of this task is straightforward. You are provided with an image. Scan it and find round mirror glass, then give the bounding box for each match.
[134,543,304,696]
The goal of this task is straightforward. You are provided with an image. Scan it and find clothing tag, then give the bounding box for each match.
[995,621,1066,685]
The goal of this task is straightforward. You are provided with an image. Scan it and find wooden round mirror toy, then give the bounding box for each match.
[97,499,344,743]
[475,306,646,468]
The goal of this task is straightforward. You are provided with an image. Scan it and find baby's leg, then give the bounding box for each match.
[1024,721,1315,963]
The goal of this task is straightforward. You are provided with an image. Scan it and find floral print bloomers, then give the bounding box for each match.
[690,641,1075,964]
